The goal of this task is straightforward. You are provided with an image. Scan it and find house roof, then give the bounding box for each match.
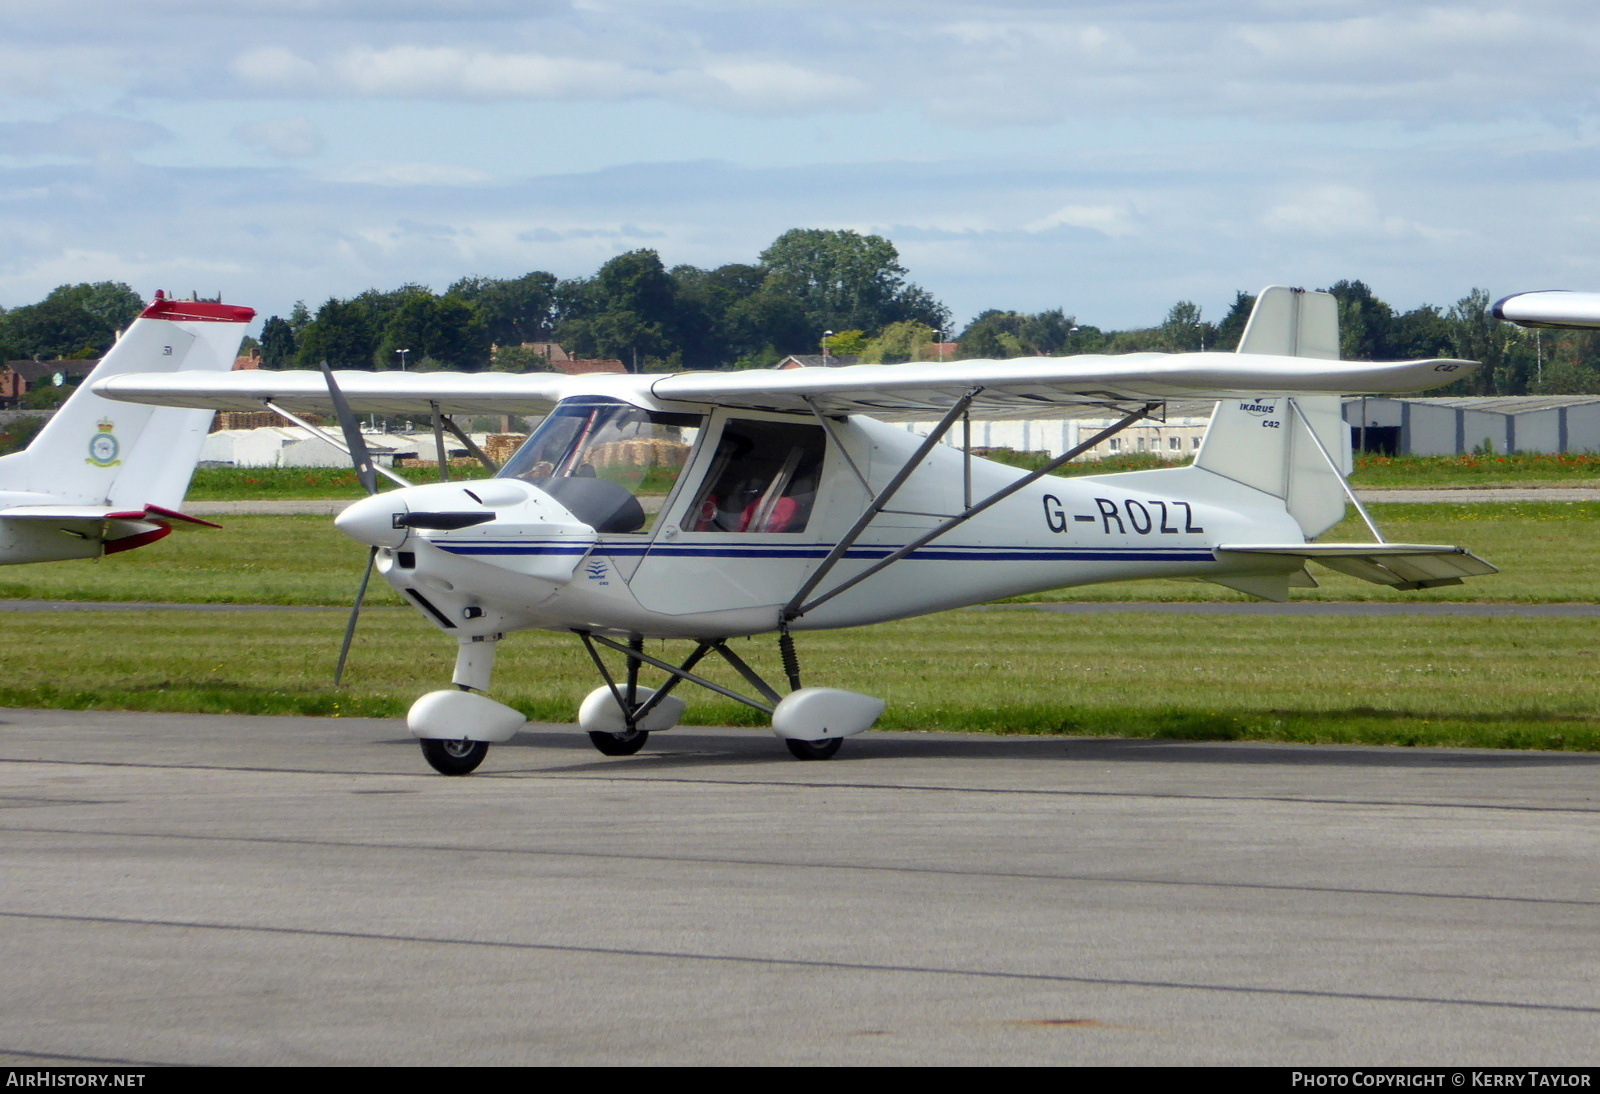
[778,354,859,369]
[4,359,99,382]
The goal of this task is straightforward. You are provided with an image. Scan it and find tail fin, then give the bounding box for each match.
[1235,285,1339,359]
[1194,287,1349,538]
[0,294,253,508]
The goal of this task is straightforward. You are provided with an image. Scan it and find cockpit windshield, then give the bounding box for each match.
[497,397,703,533]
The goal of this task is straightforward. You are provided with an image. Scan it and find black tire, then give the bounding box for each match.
[420,737,489,775]
[588,729,649,756]
[785,737,842,761]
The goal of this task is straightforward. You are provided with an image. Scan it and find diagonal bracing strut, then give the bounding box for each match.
[788,402,1160,620]
[783,388,983,620]
[580,632,777,717]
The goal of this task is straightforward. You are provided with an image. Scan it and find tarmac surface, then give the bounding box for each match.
[0,708,1595,1066]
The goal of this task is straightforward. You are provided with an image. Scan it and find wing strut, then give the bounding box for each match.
[429,402,451,482]
[784,389,983,619]
[264,399,411,489]
[787,401,1159,621]
[435,414,500,473]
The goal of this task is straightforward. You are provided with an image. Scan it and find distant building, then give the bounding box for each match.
[778,354,859,369]
[1343,396,1600,455]
[553,358,626,375]
[200,426,519,469]
[0,359,100,407]
[899,400,1217,462]
[519,342,570,364]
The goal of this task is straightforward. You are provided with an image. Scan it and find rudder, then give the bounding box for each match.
[1194,287,1349,538]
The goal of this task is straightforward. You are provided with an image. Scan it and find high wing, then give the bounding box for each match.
[94,351,1476,421]
[646,352,1477,420]
[93,369,573,416]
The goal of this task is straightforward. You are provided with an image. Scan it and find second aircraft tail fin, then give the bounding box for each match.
[0,293,254,509]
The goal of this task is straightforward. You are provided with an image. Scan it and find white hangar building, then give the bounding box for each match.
[1342,396,1600,456]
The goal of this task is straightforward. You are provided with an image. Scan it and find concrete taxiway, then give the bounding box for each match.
[0,708,1595,1066]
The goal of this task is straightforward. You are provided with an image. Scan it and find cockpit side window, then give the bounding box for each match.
[686,419,826,534]
[498,398,703,533]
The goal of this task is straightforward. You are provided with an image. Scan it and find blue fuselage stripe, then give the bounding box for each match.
[434,540,1214,564]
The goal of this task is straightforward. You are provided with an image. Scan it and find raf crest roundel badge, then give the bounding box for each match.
[87,419,121,468]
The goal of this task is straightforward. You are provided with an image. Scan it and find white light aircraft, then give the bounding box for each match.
[95,287,1495,772]
[0,293,253,564]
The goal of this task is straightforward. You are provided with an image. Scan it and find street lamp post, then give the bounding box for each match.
[396,348,410,371]
[822,330,833,362]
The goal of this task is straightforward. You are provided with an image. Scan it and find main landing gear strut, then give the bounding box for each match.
[574,629,866,761]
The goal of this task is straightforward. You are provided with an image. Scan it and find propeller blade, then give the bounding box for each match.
[319,361,379,496]
[334,545,377,685]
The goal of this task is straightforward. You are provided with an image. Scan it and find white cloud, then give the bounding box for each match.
[316,160,492,186]
[333,46,670,100]
[1026,204,1138,238]
[700,62,869,113]
[234,116,324,159]
[231,46,322,88]
[1260,184,1460,241]
[0,113,171,159]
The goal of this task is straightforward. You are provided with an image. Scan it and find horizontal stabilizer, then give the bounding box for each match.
[0,503,219,528]
[1215,543,1498,590]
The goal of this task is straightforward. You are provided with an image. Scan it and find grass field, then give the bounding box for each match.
[1,608,1595,752]
[180,451,1600,501]
[1,501,1596,752]
[1350,452,1600,487]
[185,464,493,500]
[0,502,1591,606]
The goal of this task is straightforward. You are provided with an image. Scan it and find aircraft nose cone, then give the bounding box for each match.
[335,492,408,548]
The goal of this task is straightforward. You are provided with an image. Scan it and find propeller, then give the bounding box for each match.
[321,362,382,685]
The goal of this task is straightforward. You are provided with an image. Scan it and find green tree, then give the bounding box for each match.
[1159,301,1211,352]
[1390,305,1454,359]
[1445,287,1534,395]
[956,309,1081,358]
[823,329,869,356]
[258,316,296,368]
[0,281,142,360]
[1211,291,1256,352]
[670,262,770,369]
[376,294,490,371]
[1325,280,1395,360]
[557,250,681,367]
[448,271,559,347]
[758,228,949,338]
[859,321,933,363]
[956,311,1027,358]
[296,297,376,369]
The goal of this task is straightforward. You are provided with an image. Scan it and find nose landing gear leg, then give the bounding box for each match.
[414,636,508,775]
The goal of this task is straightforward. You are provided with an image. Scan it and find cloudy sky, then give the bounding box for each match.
[3,0,1600,331]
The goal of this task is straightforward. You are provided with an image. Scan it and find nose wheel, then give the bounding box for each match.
[420,737,489,775]
[588,728,649,756]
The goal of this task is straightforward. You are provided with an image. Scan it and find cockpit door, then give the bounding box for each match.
[630,410,836,616]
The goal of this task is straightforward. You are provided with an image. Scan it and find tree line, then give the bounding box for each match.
[1,231,1596,397]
